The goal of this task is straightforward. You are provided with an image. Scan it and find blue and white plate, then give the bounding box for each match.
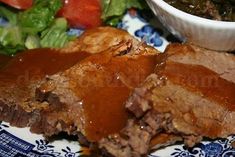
[0,11,235,157]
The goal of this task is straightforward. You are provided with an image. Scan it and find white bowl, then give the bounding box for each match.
[146,0,235,51]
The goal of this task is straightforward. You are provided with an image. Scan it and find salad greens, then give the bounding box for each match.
[40,18,74,48]
[18,0,62,34]
[0,25,25,54]
[0,0,72,56]
[0,0,149,55]
[101,0,148,26]
[0,6,17,25]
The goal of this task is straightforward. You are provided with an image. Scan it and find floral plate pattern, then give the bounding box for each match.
[0,11,234,157]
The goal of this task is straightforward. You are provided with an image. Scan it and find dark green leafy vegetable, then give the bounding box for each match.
[164,0,235,21]
[101,0,148,26]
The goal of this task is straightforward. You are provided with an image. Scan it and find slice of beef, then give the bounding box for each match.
[32,40,161,144]
[0,49,89,128]
[98,109,175,157]
[99,44,235,157]
[0,27,141,129]
[62,27,140,54]
[166,43,235,83]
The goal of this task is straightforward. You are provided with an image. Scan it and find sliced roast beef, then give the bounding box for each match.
[99,44,235,157]
[166,44,235,83]
[32,40,161,143]
[1,27,234,157]
[0,49,90,128]
[62,27,140,54]
[0,27,142,129]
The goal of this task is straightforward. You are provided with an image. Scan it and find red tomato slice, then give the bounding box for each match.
[0,0,33,9]
[57,0,102,29]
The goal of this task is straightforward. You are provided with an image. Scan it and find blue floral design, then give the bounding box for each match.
[40,150,61,157]
[169,136,235,157]
[135,25,163,47]
[171,148,191,157]
[223,150,235,157]
[62,146,82,157]
[204,143,223,157]
[35,139,54,151]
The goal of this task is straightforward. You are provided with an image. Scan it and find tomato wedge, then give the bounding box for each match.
[0,0,33,9]
[57,0,102,29]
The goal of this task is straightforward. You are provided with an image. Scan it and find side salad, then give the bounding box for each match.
[0,0,148,56]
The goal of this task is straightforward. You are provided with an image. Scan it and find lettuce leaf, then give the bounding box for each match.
[40,18,73,48]
[0,25,25,55]
[0,6,17,25]
[18,0,62,34]
[101,0,148,26]
[0,6,24,55]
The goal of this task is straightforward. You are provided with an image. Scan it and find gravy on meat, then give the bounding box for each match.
[0,48,90,84]
[0,47,161,142]
[72,53,159,141]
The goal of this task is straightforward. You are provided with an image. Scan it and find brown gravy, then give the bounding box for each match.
[0,55,12,69]
[0,48,90,84]
[76,53,158,141]
[0,48,159,142]
[164,62,235,111]
[83,87,131,141]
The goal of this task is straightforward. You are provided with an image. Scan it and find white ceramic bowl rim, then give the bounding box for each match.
[152,0,235,28]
